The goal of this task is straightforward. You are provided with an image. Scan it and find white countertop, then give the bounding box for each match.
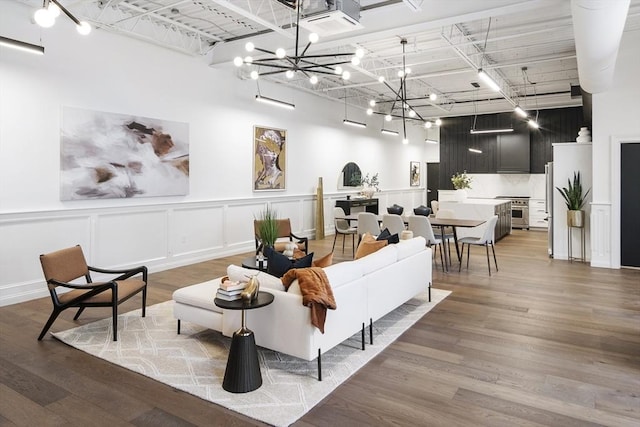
[442,198,510,206]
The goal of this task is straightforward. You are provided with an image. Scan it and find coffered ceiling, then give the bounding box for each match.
[19,0,640,121]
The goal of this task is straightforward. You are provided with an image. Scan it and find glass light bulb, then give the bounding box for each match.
[77,21,91,35]
[285,70,295,79]
[409,110,416,118]
[34,8,55,28]
[309,75,318,85]
[378,76,385,83]
[397,70,404,78]
[276,48,286,59]
[308,33,319,43]
[366,108,373,115]
[355,48,364,58]
[245,42,254,52]
[342,71,351,80]
[369,99,376,107]
[435,118,442,126]
[385,114,392,122]
[402,138,409,145]
[429,93,437,101]
[244,56,253,64]
[48,2,61,17]
[351,57,360,66]
[233,56,244,67]
[250,70,259,80]
[405,67,411,74]
[334,66,343,75]
[425,121,432,129]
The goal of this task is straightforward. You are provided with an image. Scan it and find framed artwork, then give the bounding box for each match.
[410,161,420,186]
[60,106,189,200]
[253,125,286,191]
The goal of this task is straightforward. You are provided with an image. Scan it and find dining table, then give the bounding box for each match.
[336,214,486,271]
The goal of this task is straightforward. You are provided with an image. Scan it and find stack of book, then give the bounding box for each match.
[215,279,246,301]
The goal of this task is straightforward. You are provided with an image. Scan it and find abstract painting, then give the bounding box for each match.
[410,161,420,187]
[253,125,286,191]
[60,107,189,200]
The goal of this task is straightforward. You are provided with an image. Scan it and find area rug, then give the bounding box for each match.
[53,288,450,426]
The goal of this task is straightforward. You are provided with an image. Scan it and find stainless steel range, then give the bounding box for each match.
[496,196,530,230]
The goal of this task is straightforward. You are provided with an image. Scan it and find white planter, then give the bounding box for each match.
[455,189,468,202]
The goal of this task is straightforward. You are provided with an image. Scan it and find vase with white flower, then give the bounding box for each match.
[351,172,380,199]
[451,171,472,201]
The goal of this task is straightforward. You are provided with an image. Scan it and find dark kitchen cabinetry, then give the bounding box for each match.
[335,198,379,215]
[494,201,511,241]
[497,132,530,173]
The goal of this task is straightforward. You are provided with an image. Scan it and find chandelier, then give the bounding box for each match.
[366,38,440,144]
[33,0,91,35]
[233,2,364,85]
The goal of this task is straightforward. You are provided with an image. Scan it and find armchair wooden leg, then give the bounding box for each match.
[73,307,85,320]
[38,309,62,340]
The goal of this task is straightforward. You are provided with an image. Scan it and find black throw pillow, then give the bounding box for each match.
[376,227,399,244]
[267,249,314,278]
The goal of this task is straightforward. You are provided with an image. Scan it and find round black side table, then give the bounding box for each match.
[214,291,274,393]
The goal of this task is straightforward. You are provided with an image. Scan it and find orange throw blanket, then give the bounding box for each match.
[281,267,337,333]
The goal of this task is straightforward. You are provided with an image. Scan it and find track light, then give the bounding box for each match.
[528,119,539,129]
[255,95,295,110]
[514,105,528,118]
[343,119,366,128]
[0,36,44,55]
[478,69,500,91]
[381,129,399,136]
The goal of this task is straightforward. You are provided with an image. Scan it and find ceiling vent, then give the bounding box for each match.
[299,0,363,36]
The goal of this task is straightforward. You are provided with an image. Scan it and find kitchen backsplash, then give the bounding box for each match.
[465,174,546,199]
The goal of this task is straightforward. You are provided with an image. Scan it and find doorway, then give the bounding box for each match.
[621,143,640,267]
[427,162,439,208]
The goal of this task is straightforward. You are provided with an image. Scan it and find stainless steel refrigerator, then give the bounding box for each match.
[545,162,553,257]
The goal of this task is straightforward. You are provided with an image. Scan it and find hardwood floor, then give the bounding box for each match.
[1,230,638,426]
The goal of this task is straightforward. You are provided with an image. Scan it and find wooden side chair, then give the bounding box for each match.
[38,245,148,341]
[254,218,309,255]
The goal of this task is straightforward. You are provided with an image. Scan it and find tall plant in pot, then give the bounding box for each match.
[256,207,279,254]
[556,171,590,227]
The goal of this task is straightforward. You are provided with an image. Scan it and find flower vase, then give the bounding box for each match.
[361,186,375,199]
[455,189,468,202]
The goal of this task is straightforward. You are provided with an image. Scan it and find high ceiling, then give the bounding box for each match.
[20,0,640,122]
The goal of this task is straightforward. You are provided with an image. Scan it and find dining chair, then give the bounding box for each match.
[357,212,381,241]
[458,215,499,276]
[435,209,456,264]
[38,245,148,341]
[382,213,405,236]
[333,207,358,255]
[408,215,446,271]
[430,200,439,216]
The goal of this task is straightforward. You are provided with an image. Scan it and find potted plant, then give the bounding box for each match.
[256,207,279,252]
[451,171,472,201]
[556,171,590,227]
[350,172,380,199]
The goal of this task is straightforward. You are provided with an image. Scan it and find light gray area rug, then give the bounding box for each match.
[53,288,450,427]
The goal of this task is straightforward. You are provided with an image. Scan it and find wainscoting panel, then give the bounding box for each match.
[171,205,225,258]
[224,201,266,251]
[590,202,612,268]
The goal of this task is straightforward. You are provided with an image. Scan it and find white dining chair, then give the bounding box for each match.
[408,215,446,271]
[382,213,405,236]
[458,215,499,276]
[430,200,439,216]
[333,207,357,255]
[357,212,381,241]
[435,209,456,265]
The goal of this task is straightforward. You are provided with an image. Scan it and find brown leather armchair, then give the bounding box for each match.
[38,245,148,341]
[254,218,308,255]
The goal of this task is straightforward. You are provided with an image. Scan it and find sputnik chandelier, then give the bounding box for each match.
[233,1,364,85]
[33,0,91,35]
[365,39,440,144]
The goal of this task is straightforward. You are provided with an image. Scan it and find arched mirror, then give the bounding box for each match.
[338,162,362,189]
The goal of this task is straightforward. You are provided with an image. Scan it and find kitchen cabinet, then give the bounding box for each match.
[494,201,512,240]
[439,199,511,241]
[497,132,530,173]
[529,199,548,229]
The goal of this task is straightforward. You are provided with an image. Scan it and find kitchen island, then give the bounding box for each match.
[439,198,511,241]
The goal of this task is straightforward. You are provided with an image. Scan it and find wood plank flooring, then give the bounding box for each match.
[1,230,638,426]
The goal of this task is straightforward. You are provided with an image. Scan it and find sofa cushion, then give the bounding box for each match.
[172,279,223,313]
[267,248,314,278]
[395,236,427,260]
[355,233,388,259]
[312,251,333,268]
[322,260,364,288]
[376,227,400,244]
[354,243,398,275]
[226,264,285,291]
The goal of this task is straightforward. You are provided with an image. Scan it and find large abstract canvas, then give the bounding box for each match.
[61,107,189,200]
[253,125,286,191]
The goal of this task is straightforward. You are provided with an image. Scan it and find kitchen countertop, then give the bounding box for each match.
[443,198,511,206]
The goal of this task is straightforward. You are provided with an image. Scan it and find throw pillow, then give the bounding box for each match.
[377,227,400,244]
[355,232,388,259]
[312,251,333,268]
[267,249,314,278]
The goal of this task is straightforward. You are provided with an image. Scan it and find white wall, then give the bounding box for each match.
[0,1,428,305]
[591,27,640,268]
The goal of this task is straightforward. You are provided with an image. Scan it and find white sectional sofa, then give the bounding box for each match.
[172,236,432,379]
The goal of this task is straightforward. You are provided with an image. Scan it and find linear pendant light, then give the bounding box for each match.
[470,128,514,134]
[381,129,399,136]
[0,36,44,55]
[468,148,483,153]
[478,69,500,91]
[343,119,366,128]
[255,95,295,110]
